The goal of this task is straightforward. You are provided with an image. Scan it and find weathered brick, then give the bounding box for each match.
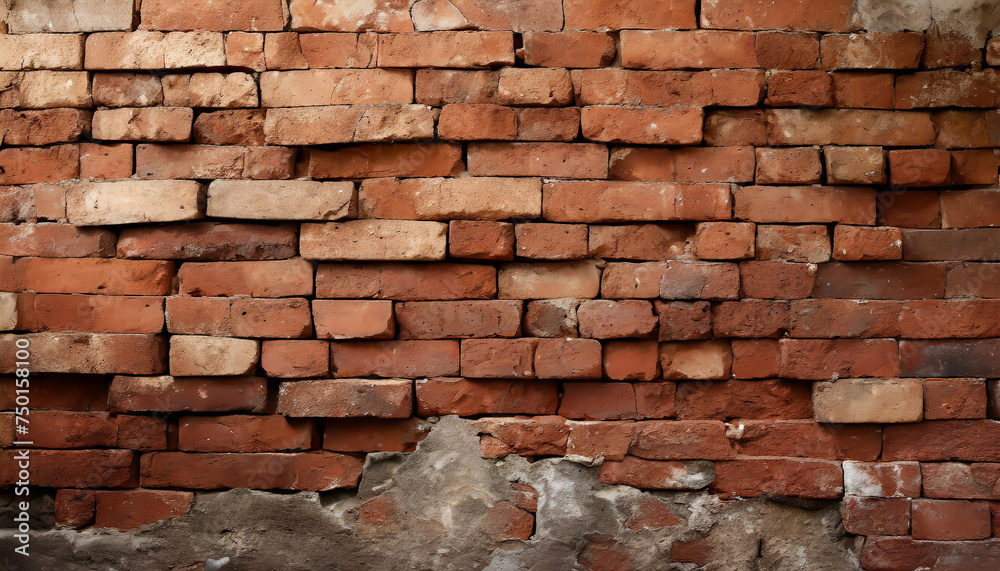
[600,458,714,490]
[766,109,936,146]
[85,32,226,69]
[700,0,859,32]
[581,106,703,145]
[312,300,394,340]
[397,301,521,339]
[515,223,588,260]
[178,259,312,297]
[290,0,412,31]
[79,142,133,179]
[0,223,115,258]
[468,143,608,179]
[812,378,923,423]
[207,180,355,221]
[924,378,987,420]
[610,146,755,183]
[0,449,136,488]
[833,225,902,261]
[789,299,901,338]
[316,263,496,300]
[0,332,162,376]
[731,420,880,460]
[660,261,740,300]
[264,105,436,145]
[67,180,203,226]
[676,379,811,419]
[95,489,192,531]
[900,339,1000,378]
[523,299,580,337]
[589,224,694,261]
[577,69,765,108]
[520,32,615,68]
[324,418,431,452]
[911,499,991,540]
[277,379,412,418]
[0,109,90,145]
[755,31,819,69]
[712,458,843,499]
[812,262,946,299]
[301,220,447,261]
[544,181,730,223]
[305,143,463,179]
[92,107,192,142]
[6,0,134,33]
[411,0,562,32]
[260,69,412,107]
[695,222,755,260]
[660,340,732,381]
[136,144,295,180]
[169,335,260,376]
[0,145,81,185]
[449,221,515,261]
[32,294,162,334]
[563,0,695,30]
[603,340,660,381]
[498,261,601,299]
[118,222,297,261]
[496,68,573,106]
[842,497,911,536]
[824,146,886,185]
[261,340,330,379]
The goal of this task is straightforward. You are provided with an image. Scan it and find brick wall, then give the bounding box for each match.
[2,0,1000,568]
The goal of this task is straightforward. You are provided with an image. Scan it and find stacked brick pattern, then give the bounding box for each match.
[2,0,1000,567]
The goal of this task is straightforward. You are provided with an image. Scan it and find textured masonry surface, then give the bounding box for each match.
[3,0,1000,569]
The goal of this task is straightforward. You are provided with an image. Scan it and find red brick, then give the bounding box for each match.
[812,262,947,299]
[449,221,514,261]
[924,28,981,69]
[577,69,765,108]
[0,333,166,375]
[731,339,779,379]
[922,463,1000,500]
[589,224,693,261]
[317,263,491,300]
[889,149,952,187]
[712,300,789,338]
[711,458,843,499]
[610,146,755,183]
[169,334,258,377]
[842,497,911,536]
[563,0,696,30]
[140,451,363,491]
[544,181,730,223]
[765,71,832,107]
[600,262,666,299]
[895,70,999,109]
[695,222,755,260]
[621,30,756,69]
[766,109,936,146]
[323,418,431,453]
[660,340,732,381]
[397,300,519,339]
[514,223,588,260]
[535,338,602,379]
[821,32,923,70]
[0,449,136,488]
[12,411,117,449]
[902,339,1000,378]
[277,379,412,418]
[117,222,298,261]
[565,421,636,461]
[109,375,267,413]
[496,68,573,106]
[577,300,656,339]
[755,147,822,184]
[376,32,514,68]
[312,300,394,340]
[941,189,1000,229]
[739,261,817,299]
[31,294,162,334]
[902,228,1000,262]
[0,223,116,257]
[627,420,731,460]
[438,104,516,140]
[262,33,307,69]
[735,185,875,224]
[924,378,987,420]
[861,536,1000,570]
[660,261,739,300]
[306,143,463,179]
[520,31,615,67]
[79,142,132,178]
[415,377,557,416]
[477,416,568,457]
[94,489,193,531]
[626,497,681,531]
[226,32,264,70]
[755,31,819,69]
[559,382,637,421]
[832,71,895,109]
[677,379,811,420]
[755,225,830,263]
[700,0,859,32]
[912,499,991,540]
[261,340,330,378]
[779,339,899,380]
[141,0,285,31]
[178,259,312,297]
[411,0,563,33]
[332,340,459,378]
[899,300,1000,338]
[833,225,903,261]
[290,0,411,31]
[654,301,711,341]
[599,457,714,490]
[469,142,607,179]
[516,108,580,141]
[55,489,95,529]
[115,415,168,451]
[603,340,659,381]
[359,177,539,221]
[670,538,712,565]
[884,420,1000,461]
[581,106,703,145]
[731,420,880,460]
[0,374,107,411]
[946,263,1000,298]
[789,299,901,338]
[13,257,173,295]
[178,415,313,452]
[704,110,767,146]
